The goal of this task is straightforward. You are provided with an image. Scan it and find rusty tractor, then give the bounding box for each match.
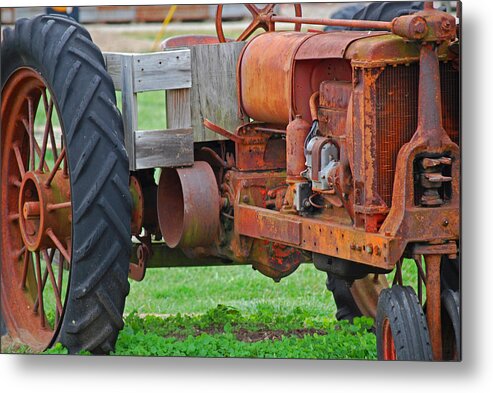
[1,2,460,360]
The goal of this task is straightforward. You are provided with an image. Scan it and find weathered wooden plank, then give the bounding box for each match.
[103,51,192,92]
[134,129,194,170]
[190,42,248,142]
[103,52,124,90]
[121,55,138,170]
[166,88,192,130]
[133,51,191,92]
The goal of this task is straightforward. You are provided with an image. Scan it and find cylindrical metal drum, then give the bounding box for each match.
[239,32,313,125]
[157,161,220,249]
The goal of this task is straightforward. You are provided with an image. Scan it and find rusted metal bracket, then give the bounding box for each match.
[411,241,457,258]
[235,204,397,269]
[129,234,152,281]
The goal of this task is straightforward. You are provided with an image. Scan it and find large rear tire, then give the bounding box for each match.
[1,15,131,354]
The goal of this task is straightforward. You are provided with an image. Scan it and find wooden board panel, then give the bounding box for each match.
[103,52,123,90]
[134,128,194,170]
[103,51,191,92]
[132,51,191,92]
[166,88,192,130]
[190,42,248,142]
[121,55,138,170]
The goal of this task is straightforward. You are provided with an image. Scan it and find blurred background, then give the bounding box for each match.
[1,3,458,53]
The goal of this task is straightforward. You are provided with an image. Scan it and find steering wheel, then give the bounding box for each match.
[216,4,303,43]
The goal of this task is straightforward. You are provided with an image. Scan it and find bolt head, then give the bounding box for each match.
[414,20,426,34]
[441,18,452,30]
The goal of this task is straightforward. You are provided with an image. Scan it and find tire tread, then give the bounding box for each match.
[376,286,433,361]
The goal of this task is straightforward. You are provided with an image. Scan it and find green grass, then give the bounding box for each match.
[41,304,377,359]
[125,264,334,316]
[111,307,376,359]
[115,91,167,131]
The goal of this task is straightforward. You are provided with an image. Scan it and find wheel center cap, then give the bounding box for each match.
[18,171,71,252]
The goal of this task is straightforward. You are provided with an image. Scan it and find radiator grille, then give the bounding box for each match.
[375,62,460,207]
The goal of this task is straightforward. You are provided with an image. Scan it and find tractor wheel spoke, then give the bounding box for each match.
[237,20,261,41]
[16,246,26,260]
[46,228,71,262]
[57,250,64,300]
[33,252,46,328]
[22,116,50,173]
[20,250,31,289]
[62,137,68,177]
[47,202,72,211]
[13,144,26,177]
[262,4,275,14]
[34,262,49,314]
[9,177,22,188]
[27,97,35,171]
[38,97,54,172]
[8,213,20,223]
[41,88,59,162]
[42,249,63,316]
[45,148,66,187]
[245,4,261,16]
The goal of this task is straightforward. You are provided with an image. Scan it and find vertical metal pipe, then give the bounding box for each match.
[417,43,443,141]
[286,115,311,181]
[425,254,443,360]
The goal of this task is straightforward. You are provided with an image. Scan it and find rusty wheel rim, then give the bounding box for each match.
[381,317,397,360]
[216,3,302,43]
[1,68,72,351]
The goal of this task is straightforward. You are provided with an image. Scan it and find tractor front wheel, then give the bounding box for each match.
[376,286,433,360]
[1,15,131,354]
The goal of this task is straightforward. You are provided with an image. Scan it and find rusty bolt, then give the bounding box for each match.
[374,245,381,256]
[242,195,250,203]
[441,18,452,31]
[350,243,356,250]
[413,19,426,34]
[442,219,449,227]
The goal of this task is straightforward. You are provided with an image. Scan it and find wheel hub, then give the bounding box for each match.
[18,170,71,252]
